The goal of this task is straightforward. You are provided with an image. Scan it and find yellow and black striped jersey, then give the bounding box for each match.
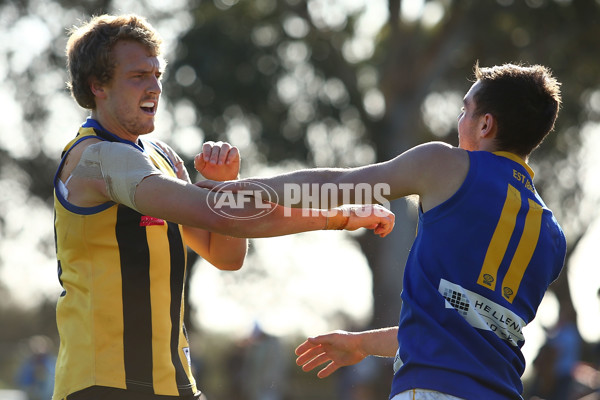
[53,118,197,399]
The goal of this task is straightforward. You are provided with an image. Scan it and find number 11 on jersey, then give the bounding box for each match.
[477,184,543,303]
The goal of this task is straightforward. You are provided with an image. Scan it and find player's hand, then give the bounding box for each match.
[154,140,191,183]
[295,331,367,379]
[194,141,240,181]
[328,204,395,237]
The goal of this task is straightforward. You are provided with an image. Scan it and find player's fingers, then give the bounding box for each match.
[295,345,325,366]
[173,152,184,165]
[216,142,231,164]
[201,142,215,161]
[194,154,206,172]
[300,352,331,372]
[373,220,387,235]
[209,141,223,164]
[381,216,395,237]
[295,340,312,356]
[317,362,341,379]
[225,146,240,165]
[375,225,390,237]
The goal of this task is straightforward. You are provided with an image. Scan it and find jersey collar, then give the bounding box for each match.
[82,117,145,152]
[492,151,535,179]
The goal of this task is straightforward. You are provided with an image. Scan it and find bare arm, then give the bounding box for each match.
[134,175,394,238]
[62,139,395,241]
[295,327,399,378]
[196,141,469,212]
[141,142,394,238]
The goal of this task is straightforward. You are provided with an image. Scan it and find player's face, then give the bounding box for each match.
[457,81,483,151]
[97,40,163,141]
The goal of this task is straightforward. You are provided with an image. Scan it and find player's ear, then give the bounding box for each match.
[89,78,107,99]
[480,113,497,139]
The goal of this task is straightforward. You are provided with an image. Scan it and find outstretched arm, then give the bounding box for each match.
[136,177,395,238]
[195,142,470,212]
[295,327,398,378]
[141,141,395,238]
[64,139,395,240]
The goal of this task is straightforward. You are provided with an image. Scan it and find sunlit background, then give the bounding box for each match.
[1,0,600,399]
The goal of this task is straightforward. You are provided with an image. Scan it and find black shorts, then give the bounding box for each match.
[66,386,207,400]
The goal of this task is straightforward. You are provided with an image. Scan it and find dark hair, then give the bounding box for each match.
[66,14,164,109]
[472,62,561,156]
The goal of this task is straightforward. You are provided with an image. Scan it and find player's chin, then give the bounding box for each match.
[137,121,156,135]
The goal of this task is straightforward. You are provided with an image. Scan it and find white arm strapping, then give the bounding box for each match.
[72,141,161,211]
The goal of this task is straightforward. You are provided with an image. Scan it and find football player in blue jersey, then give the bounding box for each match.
[199,62,565,399]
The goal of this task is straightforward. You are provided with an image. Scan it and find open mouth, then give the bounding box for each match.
[140,101,156,114]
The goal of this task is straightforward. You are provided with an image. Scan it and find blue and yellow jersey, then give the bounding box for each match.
[391,151,566,400]
[53,119,197,399]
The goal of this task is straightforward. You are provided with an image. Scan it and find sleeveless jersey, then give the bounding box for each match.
[53,118,197,399]
[390,151,566,400]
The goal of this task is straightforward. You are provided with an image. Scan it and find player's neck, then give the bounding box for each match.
[90,109,140,144]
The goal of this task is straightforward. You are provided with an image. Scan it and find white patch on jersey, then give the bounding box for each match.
[183,347,191,366]
[393,348,403,373]
[73,141,161,212]
[438,279,526,347]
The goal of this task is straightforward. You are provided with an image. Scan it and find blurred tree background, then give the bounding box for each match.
[1,0,600,399]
